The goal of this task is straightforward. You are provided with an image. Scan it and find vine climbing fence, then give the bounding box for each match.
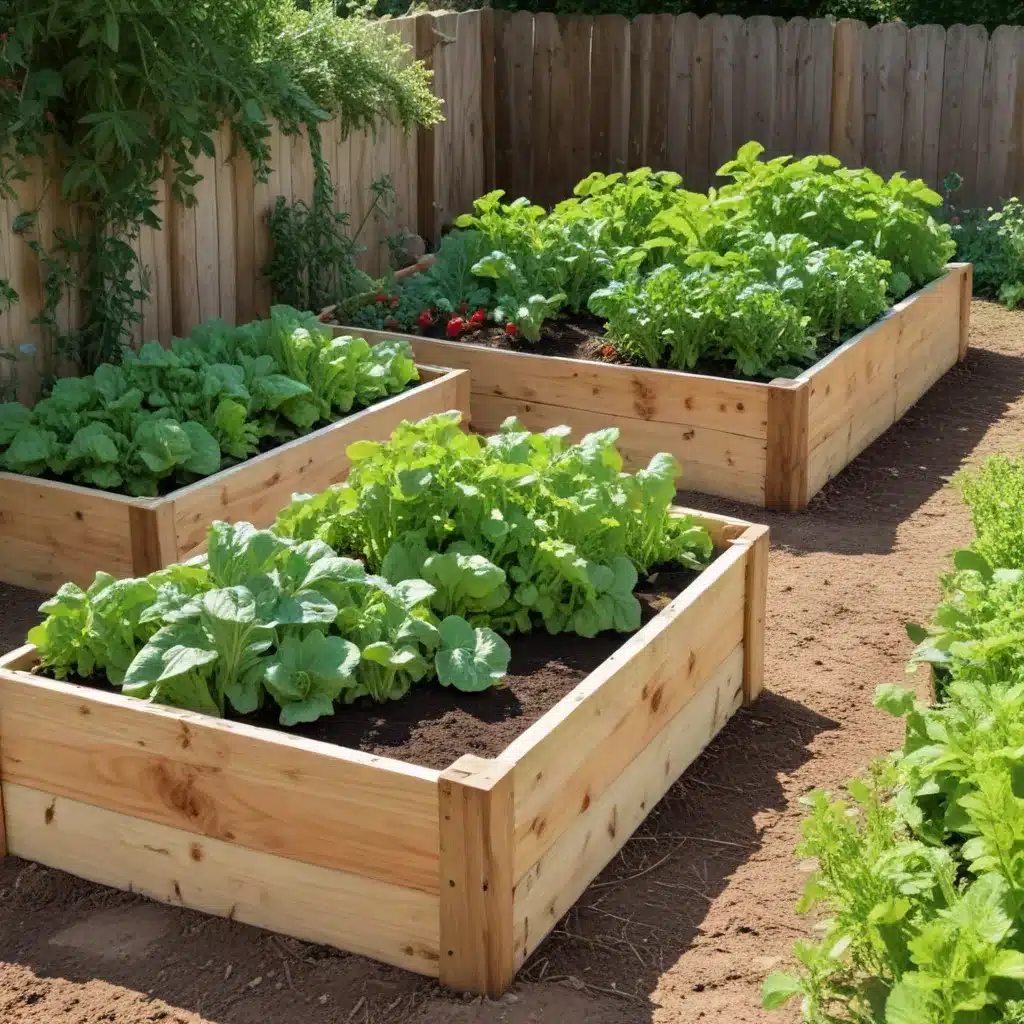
[2,8,1021,398]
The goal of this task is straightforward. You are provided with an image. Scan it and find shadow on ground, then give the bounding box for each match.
[679,344,1024,557]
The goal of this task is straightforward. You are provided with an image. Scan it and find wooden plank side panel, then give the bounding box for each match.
[512,641,745,967]
[3,784,440,977]
[352,331,770,438]
[508,545,748,878]
[475,393,766,504]
[892,265,965,418]
[0,475,139,590]
[0,670,441,895]
[172,370,469,558]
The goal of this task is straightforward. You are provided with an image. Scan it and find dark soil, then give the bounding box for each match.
[34,567,696,772]
[0,298,1021,1024]
[248,565,695,769]
[405,309,867,384]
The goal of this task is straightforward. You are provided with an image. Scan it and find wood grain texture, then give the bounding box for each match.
[0,667,441,893]
[0,475,141,590]
[959,261,973,360]
[506,542,748,878]
[2,783,441,976]
[512,642,745,968]
[764,378,810,512]
[739,525,769,703]
[129,502,180,577]
[830,18,865,166]
[171,369,468,559]
[438,756,515,996]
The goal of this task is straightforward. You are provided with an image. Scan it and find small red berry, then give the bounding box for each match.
[45,111,55,125]
[375,292,387,304]
[318,311,332,323]
[505,322,519,337]
[1,32,8,42]
[384,317,399,329]
[600,343,617,358]
[446,317,465,338]
[469,309,486,325]
[389,296,399,308]
[416,310,432,329]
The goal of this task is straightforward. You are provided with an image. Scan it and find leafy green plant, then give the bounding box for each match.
[1,0,441,373]
[957,455,1024,570]
[767,448,1024,1024]
[0,306,417,495]
[29,519,509,723]
[275,411,714,639]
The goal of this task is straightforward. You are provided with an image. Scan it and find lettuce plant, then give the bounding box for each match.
[276,412,714,640]
[0,306,417,495]
[29,519,510,725]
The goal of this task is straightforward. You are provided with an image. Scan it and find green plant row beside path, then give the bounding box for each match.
[766,453,1024,1023]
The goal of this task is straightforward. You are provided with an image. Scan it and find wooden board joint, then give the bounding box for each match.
[438,755,516,996]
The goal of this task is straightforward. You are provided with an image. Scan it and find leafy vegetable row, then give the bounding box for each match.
[0,306,417,496]
[275,411,714,638]
[28,413,715,728]
[351,142,955,379]
[766,454,1024,1023]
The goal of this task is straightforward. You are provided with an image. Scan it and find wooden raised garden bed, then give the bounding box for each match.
[336,263,971,511]
[0,509,768,996]
[0,366,469,593]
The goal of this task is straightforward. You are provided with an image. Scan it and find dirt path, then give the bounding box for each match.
[2,299,1022,1024]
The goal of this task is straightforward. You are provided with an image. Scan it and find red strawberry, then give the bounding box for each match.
[446,317,465,338]
[469,309,486,325]
[505,322,519,337]
[416,310,432,329]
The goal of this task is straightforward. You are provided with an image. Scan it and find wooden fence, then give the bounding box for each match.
[3,8,1024,397]
[0,13,484,400]
[490,13,1024,210]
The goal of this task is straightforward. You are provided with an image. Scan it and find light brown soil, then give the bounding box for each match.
[1,298,1022,1024]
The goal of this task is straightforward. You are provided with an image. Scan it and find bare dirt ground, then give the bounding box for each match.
[1,298,1022,1024]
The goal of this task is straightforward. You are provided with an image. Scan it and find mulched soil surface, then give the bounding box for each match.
[1,297,1022,1024]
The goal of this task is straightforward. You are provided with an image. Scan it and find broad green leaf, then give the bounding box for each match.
[761,972,802,1011]
[435,616,510,692]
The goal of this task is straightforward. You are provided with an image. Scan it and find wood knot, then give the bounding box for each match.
[189,843,203,862]
[649,685,664,713]
[580,792,591,812]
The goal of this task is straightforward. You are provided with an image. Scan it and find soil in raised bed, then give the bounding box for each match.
[37,564,698,772]
[365,307,876,384]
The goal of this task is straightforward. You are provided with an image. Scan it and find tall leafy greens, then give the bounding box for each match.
[0,306,417,495]
[275,411,714,639]
[29,519,509,725]
[766,455,1024,1023]
[348,144,951,381]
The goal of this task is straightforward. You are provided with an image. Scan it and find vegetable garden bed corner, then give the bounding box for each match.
[0,365,469,593]
[0,509,767,996]
[336,263,970,511]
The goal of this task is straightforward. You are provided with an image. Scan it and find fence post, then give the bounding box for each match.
[415,13,438,244]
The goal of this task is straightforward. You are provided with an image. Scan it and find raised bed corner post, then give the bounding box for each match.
[739,525,769,705]
[128,502,180,577]
[438,754,516,996]
[0,732,7,858]
[764,377,811,512]
[958,262,973,362]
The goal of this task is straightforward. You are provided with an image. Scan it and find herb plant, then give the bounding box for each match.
[766,452,1024,1024]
